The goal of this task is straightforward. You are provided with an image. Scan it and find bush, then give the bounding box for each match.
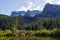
[4,30,12,34]
[51,28,60,36]
[40,30,51,36]
[0,30,4,35]
[25,31,32,36]
[34,29,51,36]
[15,29,60,36]
[19,30,25,33]
[34,29,60,36]
[24,30,35,36]
[0,29,12,36]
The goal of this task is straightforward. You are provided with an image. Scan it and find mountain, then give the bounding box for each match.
[35,3,60,18]
[24,10,33,17]
[11,10,41,17]
[31,10,41,15]
[11,11,25,16]
[11,3,60,24]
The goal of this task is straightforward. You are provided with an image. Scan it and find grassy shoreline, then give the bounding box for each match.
[0,28,60,37]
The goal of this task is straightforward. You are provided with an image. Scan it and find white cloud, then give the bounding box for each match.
[46,0,53,3]
[18,1,41,11]
[44,0,60,5]
[18,6,28,11]
[44,0,55,4]
[18,0,60,11]
[57,0,60,5]
[27,1,33,10]
[28,1,33,6]
[34,6,40,10]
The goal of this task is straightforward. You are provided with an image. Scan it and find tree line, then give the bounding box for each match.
[0,15,60,31]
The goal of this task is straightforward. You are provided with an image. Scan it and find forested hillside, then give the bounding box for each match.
[0,15,60,31]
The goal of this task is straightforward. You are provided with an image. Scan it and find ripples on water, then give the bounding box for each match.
[0,36,60,40]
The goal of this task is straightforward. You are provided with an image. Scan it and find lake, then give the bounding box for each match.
[0,36,60,40]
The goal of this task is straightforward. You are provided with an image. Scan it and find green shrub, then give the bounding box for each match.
[4,30,12,34]
[3,30,12,36]
[24,30,35,36]
[19,30,25,33]
[0,30,4,35]
[40,30,51,36]
[51,28,60,36]
[0,29,12,36]
[34,29,51,36]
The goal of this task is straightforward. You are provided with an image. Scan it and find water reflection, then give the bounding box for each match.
[0,36,60,40]
[12,36,20,40]
[12,36,60,40]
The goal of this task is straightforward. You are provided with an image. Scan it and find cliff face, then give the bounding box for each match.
[11,11,25,16]
[42,3,60,18]
[11,3,60,22]
[11,10,41,17]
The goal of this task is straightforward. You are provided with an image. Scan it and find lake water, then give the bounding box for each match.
[0,36,60,40]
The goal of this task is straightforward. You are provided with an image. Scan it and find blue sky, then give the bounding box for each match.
[0,0,60,15]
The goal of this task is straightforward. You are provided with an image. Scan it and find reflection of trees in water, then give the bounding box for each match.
[51,37,60,40]
[0,36,60,40]
[11,36,60,40]
[12,36,20,40]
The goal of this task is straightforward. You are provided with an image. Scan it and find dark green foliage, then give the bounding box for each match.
[50,28,60,36]
[0,15,60,31]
